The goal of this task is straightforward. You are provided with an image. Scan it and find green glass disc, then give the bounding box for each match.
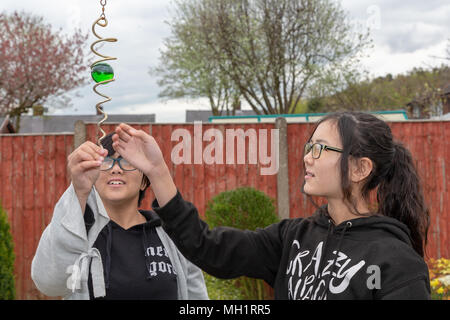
[91,63,114,83]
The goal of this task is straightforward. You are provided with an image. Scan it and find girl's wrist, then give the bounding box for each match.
[145,163,170,181]
[147,164,177,208]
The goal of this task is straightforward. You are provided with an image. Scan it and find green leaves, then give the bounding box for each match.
[205,187,278,231]
[204,187,278,300]
[309,65,450,114]
[0,203,15,300]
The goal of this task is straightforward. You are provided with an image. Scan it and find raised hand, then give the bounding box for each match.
[112,123,166,177]
[67,141,108,211]
[112,123,177,206]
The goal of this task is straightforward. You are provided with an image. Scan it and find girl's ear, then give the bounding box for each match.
[140,176,146,191]
[140,173,150,191]
[349,157,373,183]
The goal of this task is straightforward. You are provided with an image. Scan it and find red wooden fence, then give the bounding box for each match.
[0,121,448,300]
[0,134,74,300]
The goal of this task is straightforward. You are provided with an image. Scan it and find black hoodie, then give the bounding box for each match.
[153,191,431,300]
[84,206,178,300]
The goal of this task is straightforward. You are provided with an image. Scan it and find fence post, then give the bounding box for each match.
[275,117,290,220]
[74,120,86,149]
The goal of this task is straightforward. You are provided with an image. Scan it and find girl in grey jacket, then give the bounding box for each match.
[31,133,208,300]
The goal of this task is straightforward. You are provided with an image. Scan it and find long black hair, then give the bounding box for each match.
[100,132,151,207]
[304,111,430,257]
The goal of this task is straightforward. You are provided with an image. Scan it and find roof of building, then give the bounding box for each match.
[186,110,257,123]
[431,112,450,120]
[0,114,155,134]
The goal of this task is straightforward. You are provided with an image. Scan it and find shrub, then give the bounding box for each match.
[203,272,244,300]
[0,202,15,299]
[205,187,279,300]
[427,258,450,300]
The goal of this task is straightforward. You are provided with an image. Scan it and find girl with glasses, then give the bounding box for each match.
[31,133,208,300]
[106,111,431,299]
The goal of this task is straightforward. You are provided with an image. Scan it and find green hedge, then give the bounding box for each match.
[203,272,244,300]
[204,187,279,300]
[0,202,15,299]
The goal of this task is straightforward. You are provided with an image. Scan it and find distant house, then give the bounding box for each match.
[187,109,410,123]
[430,84,450,120]
[406,83,450,119]
[186,110,257,123]
[0,114,156,134]
[442,84,450,115]
[0,115,15,133]
[406,100,427,119]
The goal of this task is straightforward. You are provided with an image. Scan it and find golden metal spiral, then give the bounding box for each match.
[90,15,117,146]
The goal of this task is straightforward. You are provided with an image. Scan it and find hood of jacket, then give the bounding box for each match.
[311,205,414,246]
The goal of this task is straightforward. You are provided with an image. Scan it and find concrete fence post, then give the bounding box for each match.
[74,120,86,149]
[275,117,290,220]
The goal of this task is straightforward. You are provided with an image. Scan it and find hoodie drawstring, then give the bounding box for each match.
[311,219,333,296]
[105,223,113,289]
[312,219,353,299]
[142,224,153,280]
[322,221,352,298]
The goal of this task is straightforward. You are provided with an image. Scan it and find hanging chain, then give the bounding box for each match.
[100,0,107,19]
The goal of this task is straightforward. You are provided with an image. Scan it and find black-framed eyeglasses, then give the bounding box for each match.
[304,142,343,159]
[100,156,137,171]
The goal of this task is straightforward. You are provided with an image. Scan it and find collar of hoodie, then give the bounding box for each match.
[310,217,353,297]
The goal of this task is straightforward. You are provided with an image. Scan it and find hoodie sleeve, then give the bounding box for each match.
[153,191,290,286]
[372,239,431,300]
[379,277,431,300]
[31,183,89,297]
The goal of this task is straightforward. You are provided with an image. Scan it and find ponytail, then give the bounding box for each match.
[377,142,430,257]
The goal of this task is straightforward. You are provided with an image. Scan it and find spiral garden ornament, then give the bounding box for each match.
[90,0,117,146]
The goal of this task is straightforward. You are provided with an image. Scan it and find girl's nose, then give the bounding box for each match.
[111,162,123,173]
[304,150,314,166]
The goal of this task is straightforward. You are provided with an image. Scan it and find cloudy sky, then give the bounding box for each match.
[1,0,449,122]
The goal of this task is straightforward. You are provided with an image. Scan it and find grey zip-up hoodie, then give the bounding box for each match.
[31,183,209,300]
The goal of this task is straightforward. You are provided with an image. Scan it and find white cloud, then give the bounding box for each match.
[361,40,448,77]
